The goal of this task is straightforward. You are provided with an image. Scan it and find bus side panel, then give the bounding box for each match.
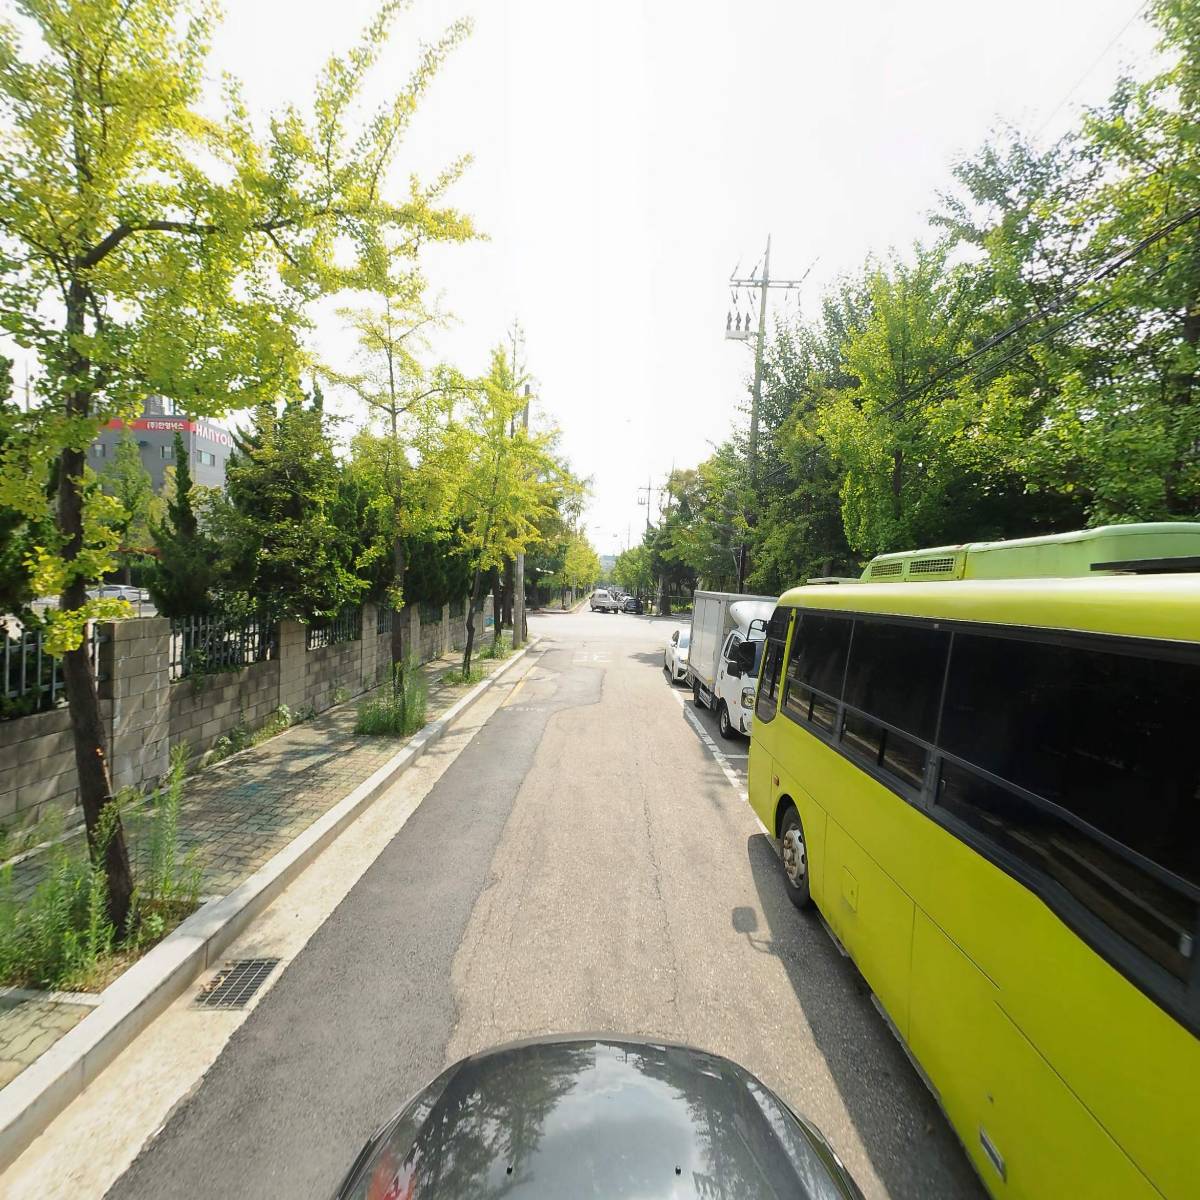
[905,818,1200,1200]
[909,910,1159,1200]
[823,817,914,1040]
[747,741,775,833]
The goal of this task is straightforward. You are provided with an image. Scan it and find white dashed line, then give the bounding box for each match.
[671,689,748,802]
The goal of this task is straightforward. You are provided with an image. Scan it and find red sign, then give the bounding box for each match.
[106,417,233,448]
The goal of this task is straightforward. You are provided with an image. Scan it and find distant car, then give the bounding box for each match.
[622,595,644,613]
[333,1036,864,1200]
[663,627,690,683]
[86,584,143,604]
[590,589,620,613]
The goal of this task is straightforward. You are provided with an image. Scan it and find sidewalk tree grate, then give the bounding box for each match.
[194,959,280,1009]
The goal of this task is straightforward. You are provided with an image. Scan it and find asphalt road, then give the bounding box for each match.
[107,609,984,1200]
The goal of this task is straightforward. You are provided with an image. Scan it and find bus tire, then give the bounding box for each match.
[717,701,735,740]
[778,803,811,909]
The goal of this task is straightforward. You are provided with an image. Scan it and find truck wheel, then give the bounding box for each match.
[779,804,811,909]
[692,680,704,708]
[717,701,735,740]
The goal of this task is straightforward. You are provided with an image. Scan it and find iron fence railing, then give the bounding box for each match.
[170,615,276,680]
[306,606,362,650]
[2,622,104,718]
[449,597,465,618]
[377,606,394,635]
[418,600,443,625]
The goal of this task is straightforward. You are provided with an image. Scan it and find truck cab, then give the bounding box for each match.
[712,630,764,737]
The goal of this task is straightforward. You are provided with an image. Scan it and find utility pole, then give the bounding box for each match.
[512,383,531,648]
[637,478,664,532]
[725,236,812,591]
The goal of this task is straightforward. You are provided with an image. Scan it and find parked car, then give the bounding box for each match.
[590,588,620,613]
[687,590,776,739]
[663,627,690,683]
[622,595,644,613]
[333,1036,864,1200]
[86,584,144,604]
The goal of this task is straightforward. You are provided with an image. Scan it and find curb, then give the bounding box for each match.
[0,639,540,1172]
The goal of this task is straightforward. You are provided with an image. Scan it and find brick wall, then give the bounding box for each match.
[0,599,462,828]
[168,659,279,764]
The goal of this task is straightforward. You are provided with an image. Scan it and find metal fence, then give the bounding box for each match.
[377,606,394,635]
[170,615,276,680]
[2,622,103,718]
[449,597,465,618]
[306,606,362,650]
[418,600,443,625]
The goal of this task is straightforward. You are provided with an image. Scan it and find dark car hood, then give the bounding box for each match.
[335,1035,862,1200]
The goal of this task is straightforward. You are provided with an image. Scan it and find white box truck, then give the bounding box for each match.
[686,590,777,739]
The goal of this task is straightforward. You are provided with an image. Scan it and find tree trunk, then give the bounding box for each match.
[58,424,135,933]
[462,562,487,676]
[490,566,503,646]
[390,531,406,668]
[501,557,514,629]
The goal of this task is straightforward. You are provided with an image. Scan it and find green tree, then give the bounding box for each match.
[145,432,216,616]
[99,433,153,584]
[215,388,366,623]
[0,0,473,926]
[330,291,470,665]
[453,348,567,673]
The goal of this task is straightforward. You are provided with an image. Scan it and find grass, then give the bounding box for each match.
[477,633,515,662]
[355,659,428,737]
[441,665,487,687]
[0,747,201,991]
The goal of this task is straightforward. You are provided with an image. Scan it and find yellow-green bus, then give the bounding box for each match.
[746,524,1200,1200]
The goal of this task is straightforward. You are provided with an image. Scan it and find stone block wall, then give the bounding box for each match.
[304,638,361,716]
[168,659,279,765]
[0,703,111,825]
[0,596,472,827]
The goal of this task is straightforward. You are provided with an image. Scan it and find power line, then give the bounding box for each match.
[878,200,1200,417]
[1034,1,1148,139]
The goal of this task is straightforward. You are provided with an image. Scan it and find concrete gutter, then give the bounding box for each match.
[0,639,539,1172]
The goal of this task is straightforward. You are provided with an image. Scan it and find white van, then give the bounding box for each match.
[590,589,620,613]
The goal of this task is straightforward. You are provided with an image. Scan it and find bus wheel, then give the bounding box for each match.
[779,804,811,909]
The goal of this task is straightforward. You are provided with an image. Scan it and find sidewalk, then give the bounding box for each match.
[0,646,515,1090]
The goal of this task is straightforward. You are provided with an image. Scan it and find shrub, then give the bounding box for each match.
[477,634,514,662]
[355,659,427,737]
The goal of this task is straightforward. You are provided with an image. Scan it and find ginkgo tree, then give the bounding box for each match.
[0,0,474,931]
[328,281,472,667]
[453,348,574,675]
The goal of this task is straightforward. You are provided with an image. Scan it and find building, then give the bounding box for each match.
[89,396,235,491]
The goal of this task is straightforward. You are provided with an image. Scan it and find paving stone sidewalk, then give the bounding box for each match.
[0,646,516,1091]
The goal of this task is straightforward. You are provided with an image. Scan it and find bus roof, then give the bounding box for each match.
[862,521,1200,583]
[777,572,1200,643]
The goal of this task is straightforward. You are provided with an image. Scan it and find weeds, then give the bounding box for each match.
[0,753,202,991]
[356,659,427,737]
[477,634,514,662]
[205,703,302,766]
[441,665,486,687]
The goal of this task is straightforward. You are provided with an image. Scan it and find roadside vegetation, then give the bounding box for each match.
[356,662,428,738]
[0,750,199,991]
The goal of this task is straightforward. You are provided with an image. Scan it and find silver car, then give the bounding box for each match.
[590,589,620,613]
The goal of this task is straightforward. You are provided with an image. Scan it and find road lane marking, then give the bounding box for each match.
[671,690,748,802]
[502,675,529,706]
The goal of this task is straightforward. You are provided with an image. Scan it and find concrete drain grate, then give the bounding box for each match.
[195,958,280,1009]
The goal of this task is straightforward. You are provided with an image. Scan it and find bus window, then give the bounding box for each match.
[842,619,949,744]
[787,613,852,701]
[937,631,1200,989]
[755,608,792,723]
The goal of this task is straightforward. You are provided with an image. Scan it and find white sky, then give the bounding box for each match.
[13,1,1161,561]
